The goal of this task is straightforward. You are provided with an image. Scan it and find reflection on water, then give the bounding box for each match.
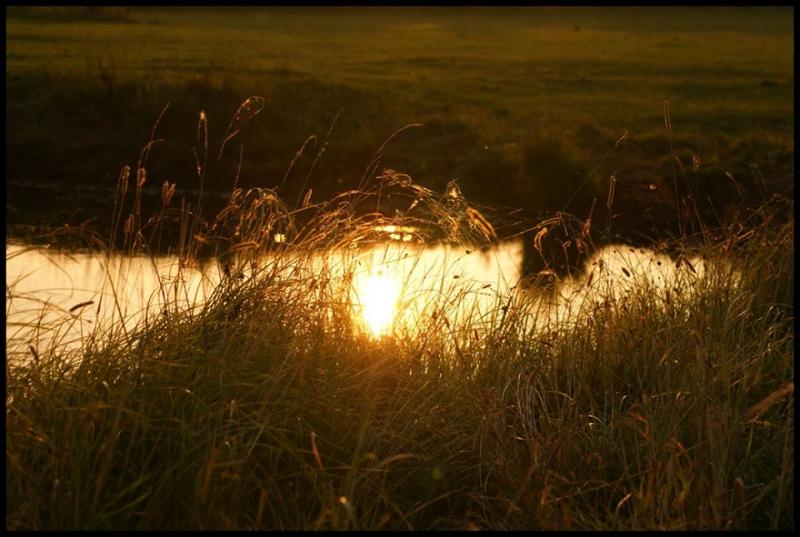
[355,270,403,338]
[6,239,736,361]
[5,241,521,356]
[531,245,739,331]
[6,245,222,361]
[341,241,521,338]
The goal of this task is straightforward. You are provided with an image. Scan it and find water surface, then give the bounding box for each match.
[6,239,729,363]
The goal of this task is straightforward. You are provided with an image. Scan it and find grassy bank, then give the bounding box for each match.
[6,167,794,528]
[6,7,794,236]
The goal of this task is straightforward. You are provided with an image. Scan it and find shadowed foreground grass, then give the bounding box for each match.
[5,166,793,529]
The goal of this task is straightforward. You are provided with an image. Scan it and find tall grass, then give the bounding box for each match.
[5,101,794,530]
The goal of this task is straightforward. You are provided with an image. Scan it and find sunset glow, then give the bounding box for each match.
[5,6,792,529]
[354,269,402,338]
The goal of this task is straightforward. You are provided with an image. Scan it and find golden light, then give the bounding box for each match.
[374,225,417,243]
[353,269,402,338]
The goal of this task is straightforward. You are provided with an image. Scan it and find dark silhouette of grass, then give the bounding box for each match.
[5,99,794,530]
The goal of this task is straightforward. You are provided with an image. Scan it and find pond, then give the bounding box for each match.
[6,238,729,363]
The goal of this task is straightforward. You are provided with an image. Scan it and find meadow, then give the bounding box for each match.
[6,7,794,238]
[5,6,795,531]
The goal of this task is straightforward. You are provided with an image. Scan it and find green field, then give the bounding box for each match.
[6,7,794,238]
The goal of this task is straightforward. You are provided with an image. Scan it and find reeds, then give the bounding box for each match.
[5,100,794,530]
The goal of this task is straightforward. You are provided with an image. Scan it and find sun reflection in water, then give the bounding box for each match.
[7,239,737,353]
[353,269,402,338]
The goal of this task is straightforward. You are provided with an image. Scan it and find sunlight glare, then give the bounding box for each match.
[355,269,402,338]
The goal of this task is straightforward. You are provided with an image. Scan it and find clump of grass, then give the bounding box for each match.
[5,101,793,530]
